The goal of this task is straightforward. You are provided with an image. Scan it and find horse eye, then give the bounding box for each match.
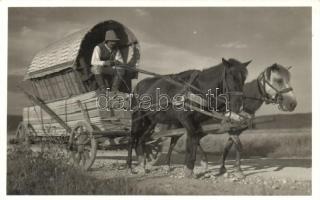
[276,79,283,85]
[239,75,245,84]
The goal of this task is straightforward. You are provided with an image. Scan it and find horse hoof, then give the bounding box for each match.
[217,166,227,176]
[200,160,208,171]
[127,168,136,175]
[184,167,196,178]
[234,170,245,179]
[163,165,172,173]
[133,165,146,175]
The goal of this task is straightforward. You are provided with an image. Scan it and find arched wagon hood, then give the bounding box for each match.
[25,20,140,79]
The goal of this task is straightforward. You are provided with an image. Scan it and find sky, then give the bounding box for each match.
[7,7,311,116]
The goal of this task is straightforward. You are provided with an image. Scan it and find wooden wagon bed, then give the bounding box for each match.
[23,91,132,137]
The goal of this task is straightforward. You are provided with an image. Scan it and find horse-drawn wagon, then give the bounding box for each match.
[13,20,272,174]
[15,20,144,170]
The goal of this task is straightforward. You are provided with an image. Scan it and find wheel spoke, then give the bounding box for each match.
[74,152,81,165]
[84,150,90,160]
[144,138,163,165]
[15,122,31,146]
[80,153,86,166]
[151,150,158,159]
[67,121,97,170]
[84,145,92,151]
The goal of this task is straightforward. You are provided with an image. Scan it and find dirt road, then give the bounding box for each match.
[88,150,311,195]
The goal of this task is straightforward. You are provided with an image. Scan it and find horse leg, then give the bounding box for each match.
[135,120,157,173]
[165,136,180,171]
[127,133,134,170]
[230,135,245,178]
[218,137,234,175]
[179,117,200,178]
[197,133,208,171]
[198,143,208,171]
[127,111,141,172]
[163,123,180,171]
[134,141,146,174]
[183,134,199,178]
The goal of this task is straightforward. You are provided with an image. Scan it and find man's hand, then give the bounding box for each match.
[114,60,122,65]
[103,61,115,66]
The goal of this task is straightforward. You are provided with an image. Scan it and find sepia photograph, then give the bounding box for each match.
[6,6,312,195]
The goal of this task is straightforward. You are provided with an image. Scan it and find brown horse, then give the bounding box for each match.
[128,58,250,178]
[163,63,297,176]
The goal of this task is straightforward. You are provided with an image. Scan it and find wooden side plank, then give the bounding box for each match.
[21,89,72,133]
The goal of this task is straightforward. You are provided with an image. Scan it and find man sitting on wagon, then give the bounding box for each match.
[91,30,126,92]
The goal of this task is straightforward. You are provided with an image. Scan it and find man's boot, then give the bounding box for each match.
[95,74,108,91]
[111,76,122,92]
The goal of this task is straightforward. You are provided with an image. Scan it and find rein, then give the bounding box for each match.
[118,64,245,121]
[244,68,293,105]
[187,65,244,110]
[119,64,243,104]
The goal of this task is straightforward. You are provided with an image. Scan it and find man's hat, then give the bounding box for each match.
[105,30,120,41]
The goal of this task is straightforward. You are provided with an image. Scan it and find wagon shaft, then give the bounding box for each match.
[151,116,275,140]
[152,123,230,140]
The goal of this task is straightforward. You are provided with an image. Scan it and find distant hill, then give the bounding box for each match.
[8,75,33,93]
[254,113,311,129]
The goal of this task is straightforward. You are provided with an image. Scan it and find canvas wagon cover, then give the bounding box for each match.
[25,20,140,79]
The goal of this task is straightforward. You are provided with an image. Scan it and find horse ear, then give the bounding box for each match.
[271,63,278,70]
[287,66,292,70]
[222,58,230,68]
[243,60,252,68]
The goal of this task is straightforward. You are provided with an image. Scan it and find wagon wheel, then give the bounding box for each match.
[15,122,31,146]
[144,137,163,166]
[68,121,97,170]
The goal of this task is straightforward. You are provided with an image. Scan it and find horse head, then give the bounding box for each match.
[221,58,251,113]
[259,63,297,111]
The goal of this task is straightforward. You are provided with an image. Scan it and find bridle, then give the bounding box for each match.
[222,65,245,106]
[257,68,293,106]
[222,65,244,97]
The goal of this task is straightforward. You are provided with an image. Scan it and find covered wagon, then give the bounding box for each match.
[16,20,148,170]
[23,20,140,134]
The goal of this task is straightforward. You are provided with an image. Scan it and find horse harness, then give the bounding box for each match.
[181,65,245,103]
[256,69,293,105]
[178,66,248,123]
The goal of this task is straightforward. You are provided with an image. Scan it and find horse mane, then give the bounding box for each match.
[201,61,225,80]
[145,58,248,86]
[201,58,248,80]
[168,69,201,82]
[228,58,248,79]
[266,63,291,80]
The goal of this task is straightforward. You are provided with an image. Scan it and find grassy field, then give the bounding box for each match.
[7,128,311,195]
[7,130,311,195]
[7,146,119,195]
[173,128,311,158]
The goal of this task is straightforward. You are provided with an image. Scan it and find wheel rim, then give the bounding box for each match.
[68,121,97,170]
[15,122,30,146]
